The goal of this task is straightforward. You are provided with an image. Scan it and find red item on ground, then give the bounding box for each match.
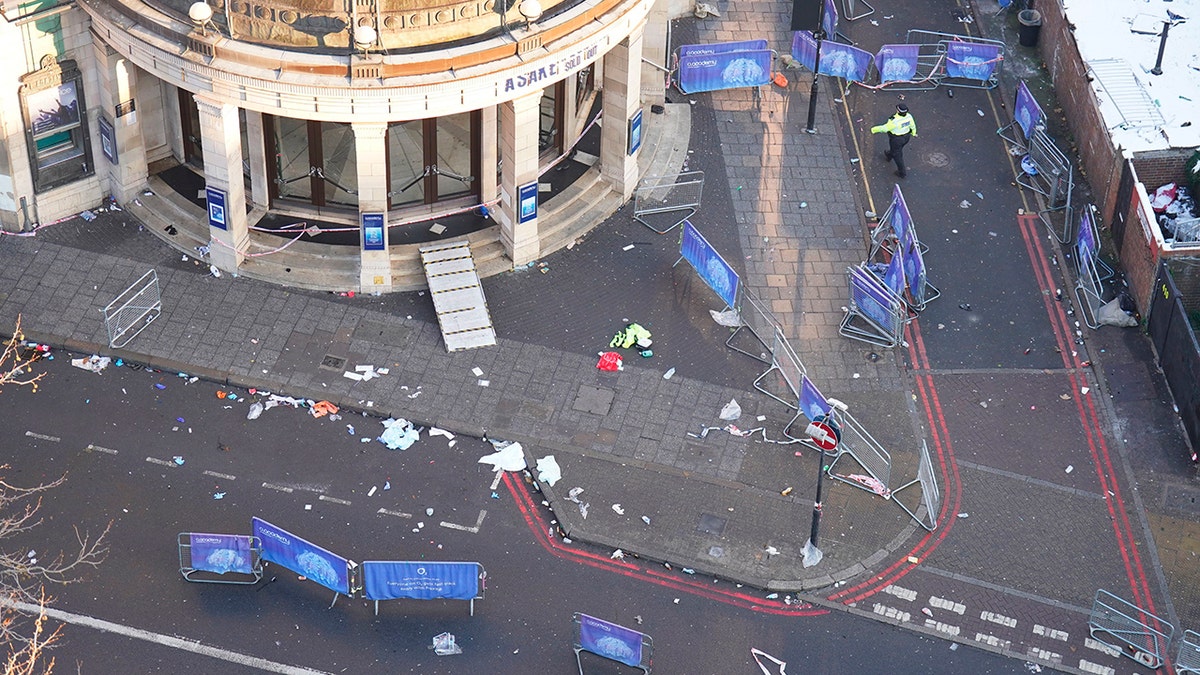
[596,351,623,371]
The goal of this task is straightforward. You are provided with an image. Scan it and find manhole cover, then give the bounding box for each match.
[573,385,615,415]
[320,354,346,371]
[697,513,727,536]
[926,151,950,168]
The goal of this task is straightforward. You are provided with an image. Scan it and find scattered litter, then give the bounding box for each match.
[80,210,96,221]
[379,418,420,450]
[682,568,695,574]
[663,367,676,380]
[766,593,779,599]
[596,351,623,371]
[612,503,625,515]
[959,303,971,311]
[765,546,780,556]
[71,355,112,373]
[719,398,742,421]
[958,512,969,518]
[976,109,985,117]
[478,379,490,387]
[535,455,562,486]
[154,383,166,390]
[477,441,526,472]
[368,486,377,497]
[622,244,636,251]
[609,323,652,350]
[247,402,264,420]
[173,456,185,466]
[641,515,651,525]
[1060,394,1071,400]
[700,307,739,326]
[310,400,338,418]
[907,556,920,564]
[1065,465,1074,473]
[611,549,625,560]
[384,481,391,490]
[491,492,500,499]
[213,492,225,500]
[347,425,355,435]
[1024,662,1042,672]
[922,607,933,617]
[472,367,484,377]
[431,632,462,656]
[1080,386,1090,395]
[429,427,455,440]
[959,200,972,209]
[974,191,984,199]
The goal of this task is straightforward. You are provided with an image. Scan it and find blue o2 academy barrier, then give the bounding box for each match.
[362,561,485,616]
[573,613,653,674]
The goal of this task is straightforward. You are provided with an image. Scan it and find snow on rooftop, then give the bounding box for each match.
[1063,0,1200,151]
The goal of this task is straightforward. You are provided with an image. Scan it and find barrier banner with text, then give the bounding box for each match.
[190,533,253,575]
[578,614,645,668]
[681,220,739,309]
[945,42,1002,81]
[876,44,920,82]
[679,40,768,58]
[362,561,480,601]
[252,517,350,595]
[678,48,773,94]
[1014,80,1044,138]
[800,374,832,421]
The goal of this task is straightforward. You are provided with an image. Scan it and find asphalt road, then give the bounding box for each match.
[0,353,1054,673]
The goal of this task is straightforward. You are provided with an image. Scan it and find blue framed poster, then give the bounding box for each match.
[680,219,739,309]
[1014,80,1044,139]
[362,212,385,251]
[678,49,773,94]
[362,561,480,601]
[98,115,117,164]
[518,181,538,224]
[205,186,227,231]
[945,42,1001,81]
[876,44,920,83]
[578,614,645,668]
[628,108,643,156]
[190,533,253,575]
[251,517,350,595]
[678,40,768,58]
[817,41,873,82]
[800,374,832,421]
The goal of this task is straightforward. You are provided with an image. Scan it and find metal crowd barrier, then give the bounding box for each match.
[633,171,704,234]
[101,269,162,348]
[1088,589,1173,670]
[726,288,783,364]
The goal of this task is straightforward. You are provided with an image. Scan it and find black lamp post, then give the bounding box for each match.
[804,0,828,134]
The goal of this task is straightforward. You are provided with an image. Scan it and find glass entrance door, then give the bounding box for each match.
[266,117,358,208]
[387,112,478,209]
[178,89,203,167]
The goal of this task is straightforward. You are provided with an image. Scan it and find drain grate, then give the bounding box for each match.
[697,513,727,536]
[320,354,346,371]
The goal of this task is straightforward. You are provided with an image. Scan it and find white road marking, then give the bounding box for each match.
[203,471,237,480]
[929,596,966,614]
[980,610,1017,628]
[1083,637,1121,657]
[86,444,119,455]
[872,603,911,622]
[440,510,487,534]
[973,633,1012,650]
[377,508,413,519]
[25,431,61,442]
[882,584,917,602]
[1027,647,1062,664]
[489,471,503,491]
[318,495,351,506]
[262,482,294,493]
[1078,659,1115,675]
[0,598,331,675]
[923,619,961,636]
[146,457,176,467]
[1033,624,1069,641]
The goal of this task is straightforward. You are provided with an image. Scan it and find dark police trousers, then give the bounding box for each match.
[884,133,911,177]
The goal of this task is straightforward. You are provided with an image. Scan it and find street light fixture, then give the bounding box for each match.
[518,0,542,29]
[188,1,214,36]
[354,24,378,53]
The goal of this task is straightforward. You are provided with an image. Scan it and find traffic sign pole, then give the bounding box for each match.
[802,416,840,568]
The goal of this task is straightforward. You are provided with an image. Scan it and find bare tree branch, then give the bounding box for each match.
[1,316,47,394]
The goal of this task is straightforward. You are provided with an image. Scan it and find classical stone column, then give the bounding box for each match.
[498,90,542,266]
[90,41,148,204]
[479,104,499,218]
[243,110,269,209]
[354,121,392,292]
[640,0,669,105]
[601,25,645,201]
[194,94,249,272]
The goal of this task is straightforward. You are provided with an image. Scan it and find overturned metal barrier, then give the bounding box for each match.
[1088,589,1172,670]
[633,171,704,234]
[101,269,162,349]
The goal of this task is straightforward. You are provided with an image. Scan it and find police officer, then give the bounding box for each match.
[871,103,917,178]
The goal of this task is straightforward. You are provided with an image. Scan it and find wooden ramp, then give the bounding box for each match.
[419,240,497,352]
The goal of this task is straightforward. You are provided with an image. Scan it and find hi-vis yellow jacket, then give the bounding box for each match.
[871,113,917,137]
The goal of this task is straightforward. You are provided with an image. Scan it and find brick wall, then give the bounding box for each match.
[1134,148,1193,195]
[1119,186,1162,317]
[1035,0,1124,221]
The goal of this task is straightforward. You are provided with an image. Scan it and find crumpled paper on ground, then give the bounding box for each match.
[71,355,111,373]
[379,418,420,450]
[720,398,742,421]
[710,308,743,327]
[478,441,526,472]
[536,455,562,486]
